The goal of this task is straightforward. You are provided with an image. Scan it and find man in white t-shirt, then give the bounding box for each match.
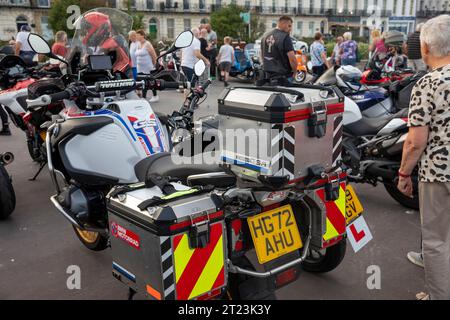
[181,28,210,84]
[217,37,235,87]
[14,25,35,66]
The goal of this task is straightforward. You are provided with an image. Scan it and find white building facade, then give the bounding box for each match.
[0,0,445,42]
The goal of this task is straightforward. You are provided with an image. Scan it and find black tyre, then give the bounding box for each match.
[27,139,41,162]
[302,240,347,273]
[73,226,109,251]
[0,164,16,220]
[225,256,276,300]
[383,180,419,210]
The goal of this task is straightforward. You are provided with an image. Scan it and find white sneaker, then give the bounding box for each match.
[148,96,159,103]
[416,292,430,300]
[407,251,424,268]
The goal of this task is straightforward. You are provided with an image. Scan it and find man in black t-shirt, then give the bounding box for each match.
[260,16,298,84]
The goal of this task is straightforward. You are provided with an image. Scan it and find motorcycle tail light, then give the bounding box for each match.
[22,111,32,122]
[275,267,299,288]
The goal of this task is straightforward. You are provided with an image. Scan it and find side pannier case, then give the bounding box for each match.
[107,182,227,300]
[218,85,345,185]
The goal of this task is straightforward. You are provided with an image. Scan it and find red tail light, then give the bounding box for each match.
[275,267,299,288]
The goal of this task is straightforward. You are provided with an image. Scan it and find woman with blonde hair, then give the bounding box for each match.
[51,31,68,58]
[369,29,387,60]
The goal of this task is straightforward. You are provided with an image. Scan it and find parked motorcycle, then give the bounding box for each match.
[0,54,63,165]
[315,65,424,119]
[229,44,261,81]
[0,151,15,220]
[25,8,198,251]
[340,96,419,209]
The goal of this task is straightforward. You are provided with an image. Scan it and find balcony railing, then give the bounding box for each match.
[417,9,450,18]
[0,0,31,7]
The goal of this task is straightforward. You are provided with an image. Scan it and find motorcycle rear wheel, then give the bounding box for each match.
[295,70,306,83]
[0,164,15,220]
[383,180,419,210]
[73,226,108,251]
[302,239,347,273]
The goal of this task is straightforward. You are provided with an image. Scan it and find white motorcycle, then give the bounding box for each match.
[25,8,210,250]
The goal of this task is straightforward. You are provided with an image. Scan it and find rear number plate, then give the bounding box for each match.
[247,204,303,264]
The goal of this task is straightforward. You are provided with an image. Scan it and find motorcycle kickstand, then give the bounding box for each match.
[127,288,137,300]
[29,161,47,181]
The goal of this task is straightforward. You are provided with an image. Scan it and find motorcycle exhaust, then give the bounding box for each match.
[365,160,399,180]
[0,152,14,165]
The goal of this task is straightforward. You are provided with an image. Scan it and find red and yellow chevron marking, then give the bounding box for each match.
[316,182,347,242]
[173,223,225,300]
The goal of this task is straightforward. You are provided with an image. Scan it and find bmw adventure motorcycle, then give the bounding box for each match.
[25,8,197,250]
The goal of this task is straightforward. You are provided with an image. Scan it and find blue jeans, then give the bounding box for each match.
[20,51,35,66]
[341,58,356,66]
[182,66,195,85]
[132,67,137,80]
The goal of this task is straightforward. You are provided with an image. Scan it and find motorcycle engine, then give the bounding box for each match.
[58,185,106,226]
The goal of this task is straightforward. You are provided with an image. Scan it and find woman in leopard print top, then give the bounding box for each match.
[398,14,450,300]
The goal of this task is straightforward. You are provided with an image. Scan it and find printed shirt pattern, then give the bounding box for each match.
[408,64,450,182]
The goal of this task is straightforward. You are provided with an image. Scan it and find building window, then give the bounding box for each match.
[309,21,315,36]
[38,0,50,7]
[364,0,368,13]
[167,18,175,39]
[344,0,349,13]
[183,0,189,10]
[393,0,398,15]
[297,21,303,36]
[149,18,158,39]
[108,0,117,8]
[146,0,154,10]
[353,0,358,12]
[309,0,314,14]
[199,0,206,10]
[320,0,325,13]
[402,0,406,15]
[410,0,415,15]
[130,0,136,8]
[183,19,191,31]
[383,0,387,12]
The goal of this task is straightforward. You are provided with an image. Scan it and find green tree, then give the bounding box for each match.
[49,0,111,37]
[211,4,247,41]
[125,0,145,30]
[211,5,266,43]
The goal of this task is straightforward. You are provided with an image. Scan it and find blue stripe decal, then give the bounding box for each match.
[221,156,269,173]
[112,262,136,282]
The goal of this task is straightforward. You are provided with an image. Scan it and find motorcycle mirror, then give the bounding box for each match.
[194,60,206,77]
[27,33,51,55]
[174,31,194,49]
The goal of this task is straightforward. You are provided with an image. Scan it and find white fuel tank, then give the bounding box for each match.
[62,99,169,184]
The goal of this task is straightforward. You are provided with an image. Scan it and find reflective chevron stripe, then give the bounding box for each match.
[315,182,347,242]
[332,115,343,168]
[173,223,225,300]
[271,125,295,180]
[160,236,175,300]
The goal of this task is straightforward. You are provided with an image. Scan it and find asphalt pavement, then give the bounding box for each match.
[0,79,425,299]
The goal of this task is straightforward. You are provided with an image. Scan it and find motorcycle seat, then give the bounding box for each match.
[134,152,236,187]
[346,108,408,136]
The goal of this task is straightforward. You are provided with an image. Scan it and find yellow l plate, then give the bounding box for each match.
[345,184,364,224]
[247,204,303,264]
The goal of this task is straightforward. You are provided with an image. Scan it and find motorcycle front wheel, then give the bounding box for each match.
[0,164,15,220]
[302,239,347,273]
[73,226,108,251]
